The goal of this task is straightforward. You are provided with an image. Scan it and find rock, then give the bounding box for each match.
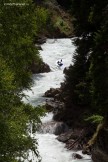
[82,145,91,155]
[39,121,56,134]
[45,100,57,112]
[72,153,83,159]
[54,122,69,135]
[30,61,50,74]
[35,44,42,50]
[39,121,68,135]
[57,130,74,143]
[92,149,108,162]
[61,128,92,151]
[41,62,51,73]
[35,36,47,44]
[91,124,108,162]
[66,139,83,150]
[44,88,61,98]
[54,93,60,100]
[45,100,65,117]
[63,67,69,74]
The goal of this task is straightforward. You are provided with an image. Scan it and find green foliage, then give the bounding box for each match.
[85,115,104,124]
[89,4,108,115]
[55,17,71,34]
[35,6,52,33]
[0,0,41,91]
[63,0,108,124]
[0,1,47,161]
[64,37,91,106]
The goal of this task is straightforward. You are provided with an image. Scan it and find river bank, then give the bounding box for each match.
[44,91,94,156]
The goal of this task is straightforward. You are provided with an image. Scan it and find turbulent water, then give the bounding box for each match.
[23,39,92,162]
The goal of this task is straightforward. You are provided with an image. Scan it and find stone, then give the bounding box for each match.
[91,125,108,162]
[30,61,50,74]
[72,153,83,159]
[35,36,47,44]
[44,88,60,98]
[39,121,68,135]
[63,67,69,74]
[57,131,74,143]
[41,62,51,73]
[54,122,69,135]
[35,44,42,50]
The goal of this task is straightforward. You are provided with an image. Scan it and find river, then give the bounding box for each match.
[23,38,92,162]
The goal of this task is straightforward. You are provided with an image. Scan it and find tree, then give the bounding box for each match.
[0,1,46,161]
[62,0,108,123]
[90,4,108,115]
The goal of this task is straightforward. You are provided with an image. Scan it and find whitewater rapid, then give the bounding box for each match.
[24,39,92,162]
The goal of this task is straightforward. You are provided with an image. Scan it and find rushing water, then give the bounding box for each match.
[23,39,92,162]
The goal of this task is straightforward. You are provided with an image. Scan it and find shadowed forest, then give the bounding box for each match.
[0,0,108,162]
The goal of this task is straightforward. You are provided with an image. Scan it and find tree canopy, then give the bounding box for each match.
[0,1,48,161]
[63,0,108,123]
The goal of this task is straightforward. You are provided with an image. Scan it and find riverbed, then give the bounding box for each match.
[23,38,92,162]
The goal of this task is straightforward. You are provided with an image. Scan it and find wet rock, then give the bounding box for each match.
[39,121,68,135]
[54,122,69,135]
[57,130,74,143]
[63,67,69,74]
[35,44,42,50]
[35,36,47,44]
[39,121,56,134]
[45,100,65,121]
[72,153,83,159]
[30,61,50,74]
[92,149,108,162]
[45,100,60,111]
[41,62,51,73]
[44,88,61,98]
[82,146,91,155]
[45,103,54,112]
[57,129,86,151]
[91,124,108,162]
[57,128,94,151]
[45,100,58,112]
[66,139,83,150]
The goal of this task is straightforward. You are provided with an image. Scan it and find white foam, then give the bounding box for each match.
[23,39,92,162]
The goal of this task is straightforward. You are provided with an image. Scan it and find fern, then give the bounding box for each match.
[85,115,104,124]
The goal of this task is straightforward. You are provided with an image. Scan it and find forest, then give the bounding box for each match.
[0,0,108,162]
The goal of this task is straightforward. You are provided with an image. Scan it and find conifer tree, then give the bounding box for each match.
[90,4,108,116]
[63,0,108,123]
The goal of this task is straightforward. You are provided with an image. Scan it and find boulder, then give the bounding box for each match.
[39,121,56,134]
[45,100,65,116]
[30,61,50,74]
[35,44,42,50]
[57,130,74,143]
[41,62,51,73]
[45,100,58,112]
[35,36,47,44]
[44,88,61,98]
[82,145,91,155]
[39,121,68,135]
[91,124,108,162]
[54,122,69,135]
[63,67,69,74]
[72,153,83,159]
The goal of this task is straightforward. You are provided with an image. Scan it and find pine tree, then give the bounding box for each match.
[90,4,108,115]
[62,0,108,124]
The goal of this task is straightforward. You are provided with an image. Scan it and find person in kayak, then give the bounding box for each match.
[57,59,63,66]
